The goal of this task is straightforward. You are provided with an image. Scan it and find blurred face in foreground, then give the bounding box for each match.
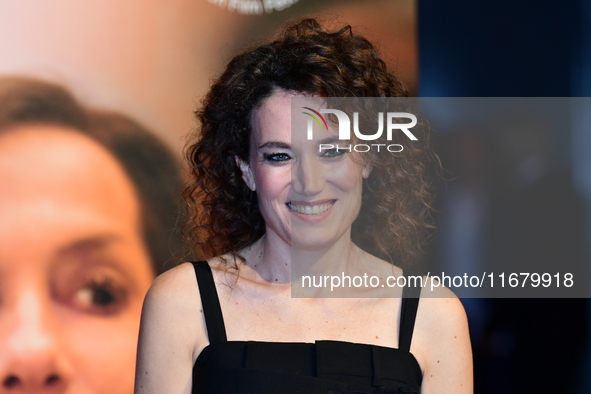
[0,125,154,394]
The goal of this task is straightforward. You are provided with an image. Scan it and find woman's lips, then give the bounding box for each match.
[286,200,335,215]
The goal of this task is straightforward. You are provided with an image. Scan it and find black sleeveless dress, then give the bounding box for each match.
[191,261,423,394]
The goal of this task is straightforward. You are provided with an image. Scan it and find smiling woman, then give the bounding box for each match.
[136,18,472,394]
[236,91,372,253]
[0,76,184,394]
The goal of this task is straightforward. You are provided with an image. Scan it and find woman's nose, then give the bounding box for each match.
[292,156,325,197]
[0,289,71,392]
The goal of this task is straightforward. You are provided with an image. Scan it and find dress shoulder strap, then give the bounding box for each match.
[398,274,422,352]
[192,261,227,344]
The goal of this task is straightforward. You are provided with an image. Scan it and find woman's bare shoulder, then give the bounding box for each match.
[415,291,468,339]
[140,262,206,355]
[412,281,473,393]
[135,263,209,393]
[413,278,469,345]
[145,262,201,311]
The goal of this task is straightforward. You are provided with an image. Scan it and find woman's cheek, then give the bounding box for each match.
[254,165,291,195]
[64,299,144,394]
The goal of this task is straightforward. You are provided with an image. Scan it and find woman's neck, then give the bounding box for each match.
[241,229,366,285]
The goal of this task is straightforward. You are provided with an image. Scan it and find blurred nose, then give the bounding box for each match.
[0,289,71,393]
[292,155,325,197]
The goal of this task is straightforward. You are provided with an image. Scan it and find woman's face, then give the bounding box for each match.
[239,90,371,250]
[0,125,154,393]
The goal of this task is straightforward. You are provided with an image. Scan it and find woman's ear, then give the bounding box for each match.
[362,164,373,179]
[235,156,256,191]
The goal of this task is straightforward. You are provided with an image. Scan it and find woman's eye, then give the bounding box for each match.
[263,152,291,162]
[321,148,345,158]
[73,278,128,315]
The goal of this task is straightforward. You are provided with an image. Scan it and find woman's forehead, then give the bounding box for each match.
[252,92,335,145]
[251,91,293,143]
[0,124,139,216]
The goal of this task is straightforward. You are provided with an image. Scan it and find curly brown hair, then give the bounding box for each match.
[184,18,435,267]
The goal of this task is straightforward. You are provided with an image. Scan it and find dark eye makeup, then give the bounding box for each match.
[263,152,291,163]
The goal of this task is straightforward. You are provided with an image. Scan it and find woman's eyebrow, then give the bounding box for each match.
[258,141,291,150]
[56,234,122,257]
[318,137,342,145]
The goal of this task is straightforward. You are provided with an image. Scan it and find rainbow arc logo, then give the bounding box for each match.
[302,107,328,130]
[300,105,417,152]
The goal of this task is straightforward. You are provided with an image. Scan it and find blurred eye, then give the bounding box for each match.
[263,152,291,163]
[321,148,345,159]
[72,277,128,315]
[51,236,146,317]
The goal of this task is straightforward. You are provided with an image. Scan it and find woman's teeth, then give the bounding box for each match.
[288,202,333,215]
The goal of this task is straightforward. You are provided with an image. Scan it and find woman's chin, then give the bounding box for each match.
[289,232,337,251]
